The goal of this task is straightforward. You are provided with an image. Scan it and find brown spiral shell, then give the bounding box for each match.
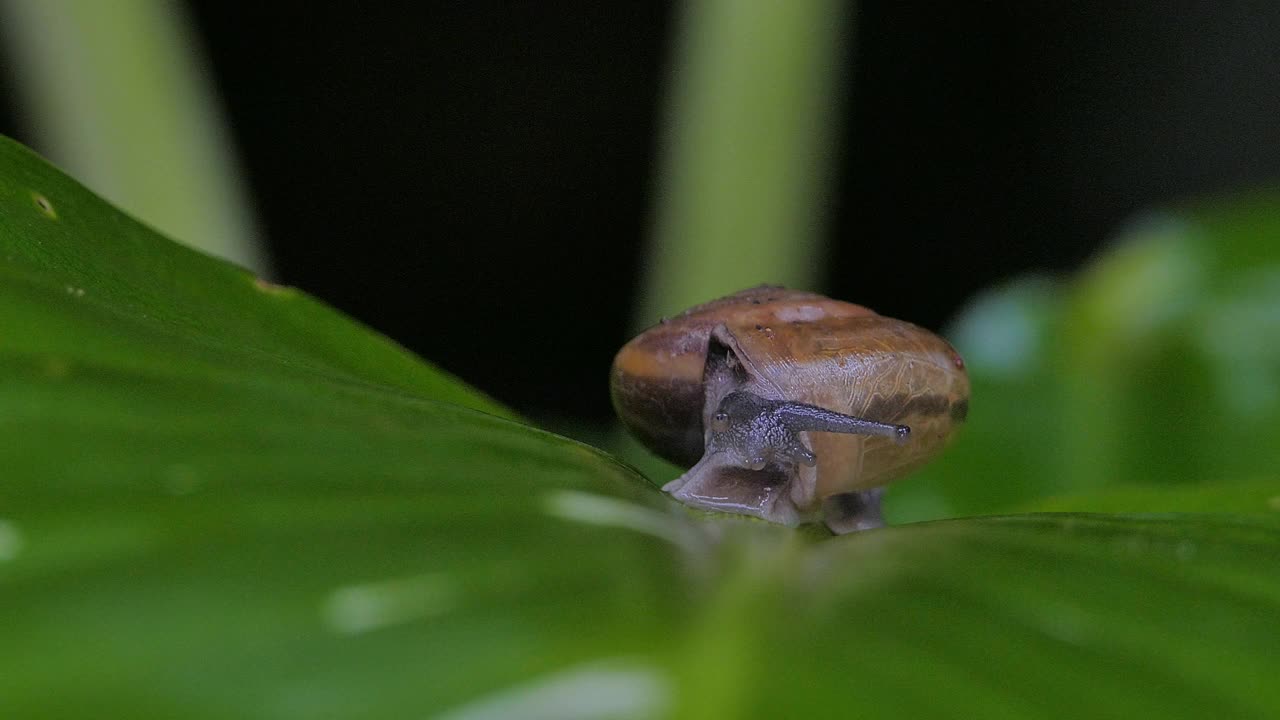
[611,286,969,503]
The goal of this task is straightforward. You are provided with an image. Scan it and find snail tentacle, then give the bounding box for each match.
[773,401,911,445]
[706,391,910,474]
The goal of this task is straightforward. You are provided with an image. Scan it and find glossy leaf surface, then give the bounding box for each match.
[3,137,1279,719]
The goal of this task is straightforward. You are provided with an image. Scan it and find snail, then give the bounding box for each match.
[610,286,969,533]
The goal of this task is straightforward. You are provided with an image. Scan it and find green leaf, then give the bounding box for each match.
[0,137,506,418]
[1021,477,1280,515]
[0,135,672,714]
[4,136,1280,719]
[888,194,1280,522]
[687,514,1280,719]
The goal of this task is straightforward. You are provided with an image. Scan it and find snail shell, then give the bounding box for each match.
[610,286,969,532]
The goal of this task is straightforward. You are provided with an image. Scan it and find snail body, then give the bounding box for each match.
[610,286,969,533]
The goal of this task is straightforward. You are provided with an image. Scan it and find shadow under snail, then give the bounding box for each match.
[610,286,969,534]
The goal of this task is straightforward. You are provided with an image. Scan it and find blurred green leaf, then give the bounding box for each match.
[1022,478,1280,514]
[889,194,1280,522]
[5,136,1280,719]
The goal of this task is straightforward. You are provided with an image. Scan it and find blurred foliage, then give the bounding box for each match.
[0,0,266,272]
[3,136,1280,719]
[886,192,1280,523]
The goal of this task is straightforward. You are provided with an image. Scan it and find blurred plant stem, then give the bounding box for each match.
[0,0,268,274]
[638,0,851,326]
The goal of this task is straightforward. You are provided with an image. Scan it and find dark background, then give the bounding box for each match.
[4,2,1280,423]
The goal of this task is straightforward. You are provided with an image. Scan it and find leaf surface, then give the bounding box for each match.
[3,137,1279,719]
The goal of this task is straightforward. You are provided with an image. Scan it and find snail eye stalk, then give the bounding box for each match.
[706,391,910,470]
[773,400,911,445]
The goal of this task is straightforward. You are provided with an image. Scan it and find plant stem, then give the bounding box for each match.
[638,0,852,325]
